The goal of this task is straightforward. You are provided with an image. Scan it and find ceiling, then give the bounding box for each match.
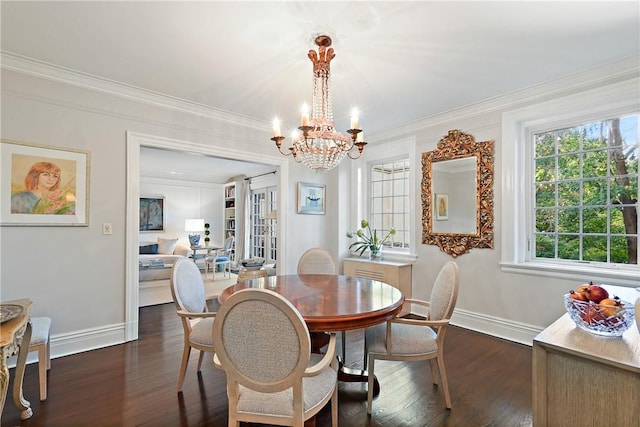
[2,1,639,181]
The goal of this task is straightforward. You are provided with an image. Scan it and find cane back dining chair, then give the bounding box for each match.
[204,236,234,280]
[364,261,459,414]
[296,248,338,275]
[170,257,217,393]
[213,288,338,427]
[296,248,346,359]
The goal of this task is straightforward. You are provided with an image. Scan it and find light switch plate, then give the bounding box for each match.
[102,223,112,235]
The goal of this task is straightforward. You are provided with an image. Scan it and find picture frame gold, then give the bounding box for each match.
[421,130,494,257]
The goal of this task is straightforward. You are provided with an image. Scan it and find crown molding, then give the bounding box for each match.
[374,55,640,143]
[1,51,269,131]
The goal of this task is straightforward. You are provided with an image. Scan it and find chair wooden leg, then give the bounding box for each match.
[196,350,205,372]
[428,358,439,385]
[45,338,51,370]
[436,355,452,409]
[37,345,47,401]
[331,379,338,427]
[367,356,375,414]
[177,345,191,392]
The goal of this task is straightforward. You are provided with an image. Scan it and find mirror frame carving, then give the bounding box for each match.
[421,130,494,257]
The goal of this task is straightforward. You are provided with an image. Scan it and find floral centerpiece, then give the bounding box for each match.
[346,219,396,261]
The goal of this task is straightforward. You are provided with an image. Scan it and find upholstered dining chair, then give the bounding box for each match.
[296,248,346,359]
[296,248,338,275]
[213,288,338,427]
[364,261,459,414]
[29,316,52,401]
[170,257,217,393]
[204,236,234,280]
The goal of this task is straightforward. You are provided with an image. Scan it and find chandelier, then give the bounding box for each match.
[271,35,366,172]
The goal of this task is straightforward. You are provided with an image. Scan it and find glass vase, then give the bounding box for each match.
[369,244,382,261]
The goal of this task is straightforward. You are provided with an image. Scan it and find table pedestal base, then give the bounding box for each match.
[310,333,380,397]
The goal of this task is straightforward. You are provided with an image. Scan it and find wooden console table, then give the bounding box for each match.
[532,313,639,426]
[1,298,34,421]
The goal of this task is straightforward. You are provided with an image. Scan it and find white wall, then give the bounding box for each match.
[139,177,224,248]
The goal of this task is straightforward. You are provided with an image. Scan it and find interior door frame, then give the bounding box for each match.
[124,131,289,341]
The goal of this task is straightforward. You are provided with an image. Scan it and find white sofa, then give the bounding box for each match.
[139,239,190,282]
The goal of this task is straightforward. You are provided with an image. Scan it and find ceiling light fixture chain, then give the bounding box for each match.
[271,35,367,172]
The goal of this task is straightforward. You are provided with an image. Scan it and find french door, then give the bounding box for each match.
[249,186,277,264]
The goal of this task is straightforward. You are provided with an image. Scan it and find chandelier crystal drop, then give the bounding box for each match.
[271,35,366,172]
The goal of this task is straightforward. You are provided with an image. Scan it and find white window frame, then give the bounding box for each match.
[353,137,417,261]
[501,78,640,287]
[369,157,411,252]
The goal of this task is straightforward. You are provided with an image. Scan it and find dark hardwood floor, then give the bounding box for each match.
[3,302,533,427]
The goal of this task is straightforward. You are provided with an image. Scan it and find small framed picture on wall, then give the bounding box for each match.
[140,196,165,232]
[435,193,449,220]
[297,182,325,215]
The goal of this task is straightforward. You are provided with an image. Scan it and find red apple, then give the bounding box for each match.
[586,284,609,303]
[599,297,623,318]
[575,283,591,299]
[569,289,588,302]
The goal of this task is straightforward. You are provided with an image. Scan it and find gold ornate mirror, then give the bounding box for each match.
[421,130,494,257]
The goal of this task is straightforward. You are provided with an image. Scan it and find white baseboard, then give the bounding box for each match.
[7,322,125,368]
[451,308,543,346]
[9,301,541,369]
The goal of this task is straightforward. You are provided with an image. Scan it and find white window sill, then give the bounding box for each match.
[500,261,640,288]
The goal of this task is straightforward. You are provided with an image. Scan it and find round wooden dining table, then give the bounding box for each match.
[219,274,405,399]
[218,274,405,333]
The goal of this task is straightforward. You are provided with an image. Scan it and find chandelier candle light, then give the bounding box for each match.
[271,35,367,172]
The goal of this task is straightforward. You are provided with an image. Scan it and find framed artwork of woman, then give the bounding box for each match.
[1,140,90,226]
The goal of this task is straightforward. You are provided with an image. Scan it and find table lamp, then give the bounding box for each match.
[185,218,205,246]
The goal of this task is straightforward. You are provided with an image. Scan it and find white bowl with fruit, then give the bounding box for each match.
[565,282,635,337]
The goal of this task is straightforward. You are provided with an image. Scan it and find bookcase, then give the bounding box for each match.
[224,183,236,257]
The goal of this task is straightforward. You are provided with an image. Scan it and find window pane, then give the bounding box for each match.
[582,179,607,206]
[531,114,639,266]
[558,181,580,206]
[557,235,580,260]
[583,122,608,150]
[535,234,555,258]
[535,157,555,182]
[610,176,637,205]
[583,207,607,234]
[535,183,555,207]
[535,133,555,157]
[535,208,556,232]
[611,235,637,264]
[558,208,580,233]
[370,157,410,251]
[557,128,580,154]
[558,154,580,180]
[583,235,607,262]
[610,207,627,234]
[583,150,608,178]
